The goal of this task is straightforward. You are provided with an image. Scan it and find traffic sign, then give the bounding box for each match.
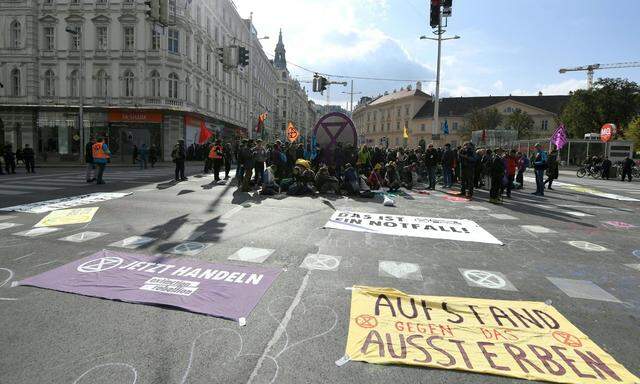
[600,123,615,142]
[312,112,357,157]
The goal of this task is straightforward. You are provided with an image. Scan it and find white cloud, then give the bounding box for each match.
[492,80,504,91]
[537,78,587,95]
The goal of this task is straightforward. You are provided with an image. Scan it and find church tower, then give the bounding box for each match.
[274,29,287,70]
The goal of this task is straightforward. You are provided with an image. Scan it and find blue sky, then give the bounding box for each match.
[235,0,640,107]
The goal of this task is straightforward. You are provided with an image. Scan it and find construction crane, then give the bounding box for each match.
[559,61,640,89]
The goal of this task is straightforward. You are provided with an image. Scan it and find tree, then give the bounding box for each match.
[560,77,640,138]
[505,108,534,139]
[484,107,504,129]
[625,116,640,150]
[464,107,504,131]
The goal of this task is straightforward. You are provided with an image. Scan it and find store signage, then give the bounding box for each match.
[108,111,163,123]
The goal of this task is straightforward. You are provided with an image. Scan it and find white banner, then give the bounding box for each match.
[324,211,503,245]
[0,193,131,213]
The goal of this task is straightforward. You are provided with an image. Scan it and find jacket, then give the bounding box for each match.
[504,155,517,176]
[92,143,110,163]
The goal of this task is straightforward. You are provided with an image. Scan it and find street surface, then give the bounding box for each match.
[1,167,639,383]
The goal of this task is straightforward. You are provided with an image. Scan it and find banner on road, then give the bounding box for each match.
[344,286,639,384]
[35,207,99,227]
[18,250,281,321]
[324,211,503,245]
[0,193,132,213]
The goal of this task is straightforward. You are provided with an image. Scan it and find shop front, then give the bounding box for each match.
[105,110,163,163]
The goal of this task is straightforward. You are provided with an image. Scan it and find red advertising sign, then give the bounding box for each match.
[108,111,163,123]
[600,123,615,143]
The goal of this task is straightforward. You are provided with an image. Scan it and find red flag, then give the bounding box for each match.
[197,122,213,144]
[255,112,267,133]
[481,129,487,143]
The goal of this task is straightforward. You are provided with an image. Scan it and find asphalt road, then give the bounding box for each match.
[0,166,639,384]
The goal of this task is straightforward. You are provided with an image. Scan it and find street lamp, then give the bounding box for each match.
[420,26,459,142]
[66,26,85,162]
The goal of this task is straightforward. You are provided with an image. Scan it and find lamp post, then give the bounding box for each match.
[420,27,459,142]
[66,26,84,162]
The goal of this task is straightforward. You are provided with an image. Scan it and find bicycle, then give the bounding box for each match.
[576,165,600,179]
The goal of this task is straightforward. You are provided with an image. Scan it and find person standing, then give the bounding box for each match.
[3,144,17,174]
[458,142,477,199]
[138,144,149,169]
[515,151,528,189]
[621,156,634,182]
[441,143,455,188]
[92,137,110,185]
[85,136,96,182]
[22,144,35,173]
[223,142,232,180]
[488,149,505,204]
[424,143,438,190]
[172,139,187,181]
[239,140,255,192]
[149,145,158,168]
[504,149,517,198]
[252,139,267,185]
[532,143,548,196]
[543,149,559,190]
[601,157,612,180]
[209,139,224,182]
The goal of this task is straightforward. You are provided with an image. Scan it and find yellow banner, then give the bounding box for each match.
[345,286,639,383]
[35,207,99,227]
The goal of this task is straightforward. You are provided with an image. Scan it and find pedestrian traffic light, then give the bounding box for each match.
[216,47,224,64]
[145,0,160,21]
[238,46,249,66]
[430,0,441,28]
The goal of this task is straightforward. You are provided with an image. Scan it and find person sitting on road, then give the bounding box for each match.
[342,163,360,196]
[400,163,417,190]
[385,162,401,192]
[367,164,383,190]
[315,165,341,194]
[259,165,279,196]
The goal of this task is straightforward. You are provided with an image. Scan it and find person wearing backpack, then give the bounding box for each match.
[532,143,548,196]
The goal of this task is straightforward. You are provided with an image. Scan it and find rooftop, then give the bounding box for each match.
[414,95,571,118]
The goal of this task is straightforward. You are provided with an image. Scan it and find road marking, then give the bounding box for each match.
[624,264,640,272]
[221,205,244,219]
[467,205,490,211]
[603,220,636,229]
[168,242,209,256]
[59,231,107,243]
[0,215,16,220]
[0,185,62,191]
[228,247,275,263]
[1,192,132,213]
[0,223,23,230]
[546,277,621,303]
[633,250,640,258]
[77,256,124,273]
[562,211,593,217]
[13,227,61,237]
[0,190,29,195]
[488,213,518,220]
[565,241,610,252]
[109,236,156,249]
[459,269,518,291]
[300,254,341,271]
[378,260,422,280]
[521,225,556,234]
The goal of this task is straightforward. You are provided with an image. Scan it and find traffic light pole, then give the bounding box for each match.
[433,17,442,140]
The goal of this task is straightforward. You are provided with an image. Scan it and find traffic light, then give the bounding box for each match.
[312,74,319,92]
[318,76,328,93]
[238,47,249,66]
[216,47,224,63]
[145,0,159,21]
[430,0,440,28]
[158,0,169,26]
[442,0,452,17]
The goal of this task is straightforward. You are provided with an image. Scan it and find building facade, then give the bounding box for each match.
[272,29,315,141]
[355,84,569,148]
[0,0,309,162]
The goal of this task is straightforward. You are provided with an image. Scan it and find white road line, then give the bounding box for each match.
[247,272,310,384]
[221,205,244,219]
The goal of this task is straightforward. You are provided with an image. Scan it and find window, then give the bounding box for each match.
[405,105,410,116]
[541,120,549,130]
[168,28,179,54]
[206,86,211,110]
[44,70,56,96]
[169,0,176,15]
[96,69,108,97]
[96,26,108,50]
[69,70,80,97]
[168,72,179,98]
[185,76,191,101]
[214,91,218,113]
[123,26,135,51]
[396,107,400,118]
[453,122,458,131]
[196,7,201,25]
[386,123,390,131]
[396,121,400,131]
[11,68,20,96]
[195,83,201,106]
[43,26,55,50]
[206,50,211,72]
[421,123,425,132]
[372,124,376,132]
[373,111,377,121]
[70,0,79,4]
[367,112,370,122]
[123,70,135,97]
[196,43,201,66]
[150,70,161,97]
[69,25,81,50]
[10,20,21,48]
[206,17,211,34]
[185,35,191,59]
[151,28,160,50]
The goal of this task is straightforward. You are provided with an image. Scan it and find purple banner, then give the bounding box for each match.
[18,250,281,321]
